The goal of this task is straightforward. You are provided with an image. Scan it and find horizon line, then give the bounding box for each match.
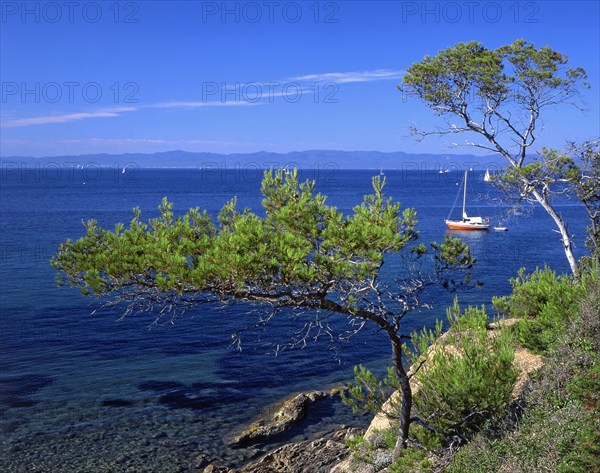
[0,149,504,160]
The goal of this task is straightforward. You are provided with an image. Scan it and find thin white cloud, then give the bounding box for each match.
[1,107,138,128]
[287,69,405,84]
[0,69,401,129]
[0,101,256,129]
[40,137,259,147]
[86,138,168,144]
[150,101,259,109]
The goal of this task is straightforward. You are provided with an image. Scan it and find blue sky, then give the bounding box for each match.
[1,0,599,157]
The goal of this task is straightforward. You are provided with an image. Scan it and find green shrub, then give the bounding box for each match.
[412,304,518,443]
[445,297,488,335]
[445,267,600,473]
[344,433,366,451]
[446,403,599,473]
[493,267,583,353]
[568,363,600,408]
[341,364,400,417]
[387,444,432,473]
[343,301,519,452]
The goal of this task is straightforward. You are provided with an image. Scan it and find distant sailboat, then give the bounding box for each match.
[445,171,490,231]
[122,166,126,174]
[380,167,385,176]
[484,169,491,182]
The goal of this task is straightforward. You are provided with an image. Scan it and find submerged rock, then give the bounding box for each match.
[228,388,343,446]
[102,398,134,408]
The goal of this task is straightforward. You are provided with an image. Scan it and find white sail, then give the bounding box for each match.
[484,169,491,182]
[445,170,490,231]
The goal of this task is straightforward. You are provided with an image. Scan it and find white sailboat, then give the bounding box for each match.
[445,171,490,231]
[484,169,491,182]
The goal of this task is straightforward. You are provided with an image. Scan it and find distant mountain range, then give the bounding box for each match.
[0,150,508,170]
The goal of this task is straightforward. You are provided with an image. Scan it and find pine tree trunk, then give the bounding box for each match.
[531,189,579,275]
[389,331,412,460]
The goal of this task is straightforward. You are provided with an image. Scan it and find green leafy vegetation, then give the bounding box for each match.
[343,300,519,467]
[396,41,598,467]
[493,267,583,353]
[341,365,401,418]
[387,443,433,473]
[444,297,487,334]
[445,265,600,473]
[570,140,600,262]
[411,304,518,443]
[343,264,599,472]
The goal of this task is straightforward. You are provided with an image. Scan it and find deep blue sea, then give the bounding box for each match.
[0,166,588,472]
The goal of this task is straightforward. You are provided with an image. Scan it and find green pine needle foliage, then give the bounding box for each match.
[493,267,584,353]
[343,300,519,446]
[445,266,600,473]
[412,303,518,442]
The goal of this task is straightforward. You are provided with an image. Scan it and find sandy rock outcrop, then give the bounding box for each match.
[363,319,541,440]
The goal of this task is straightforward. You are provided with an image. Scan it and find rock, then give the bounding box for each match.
[201,465,236,473]
[193,454,211,469]
[228,389,333,446]
[204,428,362,473]
[511,348,543,398]
[237,428,360,473]
[487,317,520,329]
[363,391,401,441]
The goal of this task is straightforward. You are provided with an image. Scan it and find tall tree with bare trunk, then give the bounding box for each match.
[402,39,589,275]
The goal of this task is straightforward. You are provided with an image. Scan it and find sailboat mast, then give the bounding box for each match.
[462,170,468,219]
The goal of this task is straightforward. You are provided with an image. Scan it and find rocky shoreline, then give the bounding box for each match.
[199,387,361,472]
[199,318,544,473]
[200,427,362,473]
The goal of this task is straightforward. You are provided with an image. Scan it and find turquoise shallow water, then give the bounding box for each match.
[0,167,587,471]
